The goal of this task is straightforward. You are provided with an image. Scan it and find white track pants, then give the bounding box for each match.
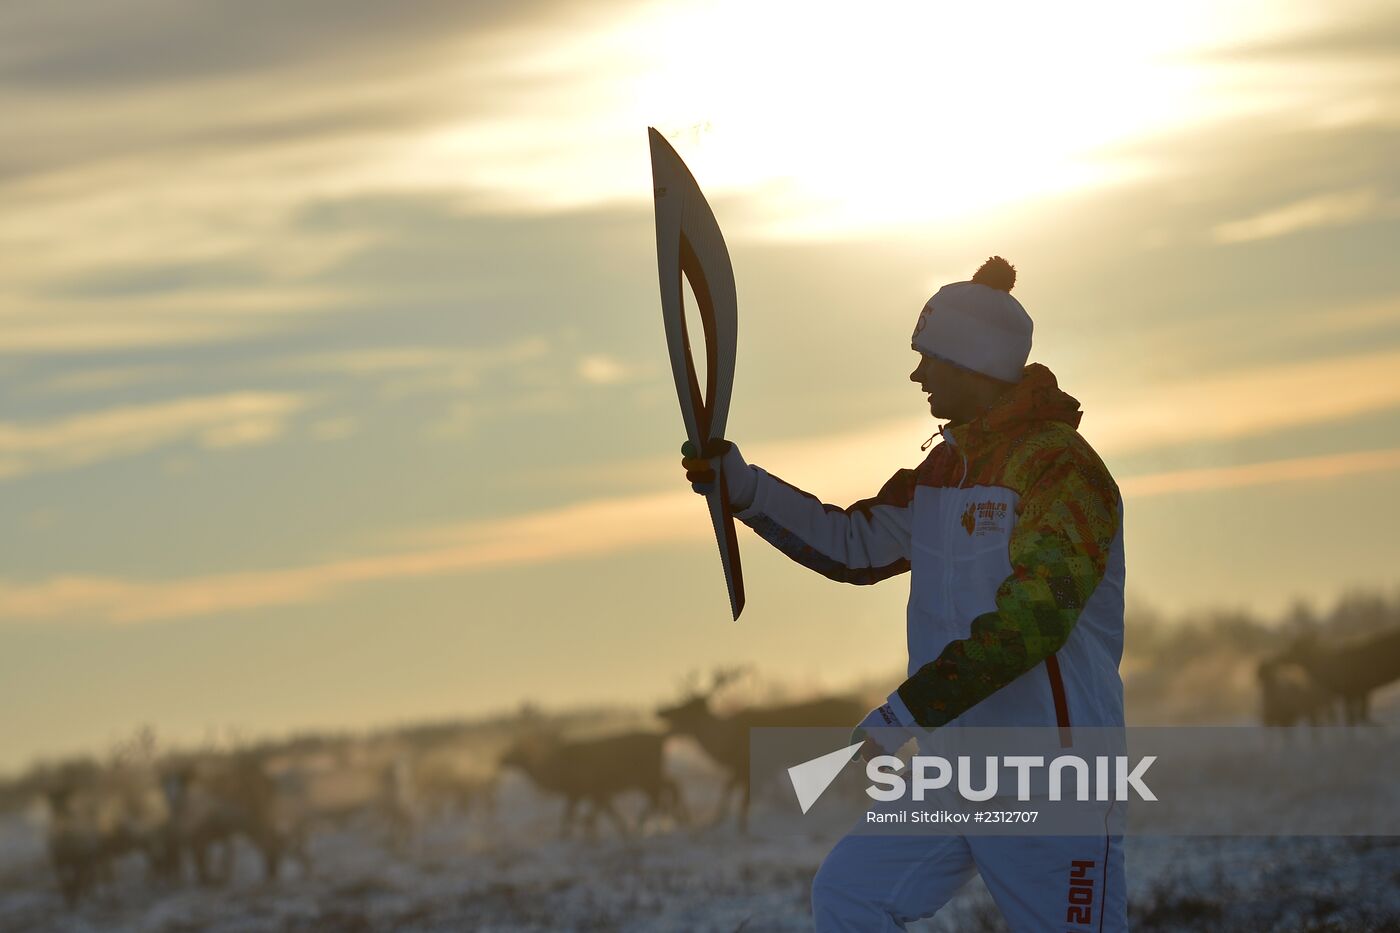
[811,831,1126,932]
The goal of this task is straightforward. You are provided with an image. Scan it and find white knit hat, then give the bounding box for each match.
[911,257,1032,383]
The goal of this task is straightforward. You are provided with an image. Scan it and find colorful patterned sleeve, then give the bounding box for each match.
[733,465,917,585]
[895,449,1120,727]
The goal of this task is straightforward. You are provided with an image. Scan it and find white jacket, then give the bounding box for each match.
[735,364,1125,733]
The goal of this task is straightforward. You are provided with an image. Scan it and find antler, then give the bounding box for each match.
[674,669,704,700]
[670,665,750,703]
[709,665,751,695]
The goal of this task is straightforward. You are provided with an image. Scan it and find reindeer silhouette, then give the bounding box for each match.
[1256,659,1334,727]
[1273,625,1400,725]
[159,753,309,884]
[500,730,686,838]
[657,668,866,831]
[43,784,108,906]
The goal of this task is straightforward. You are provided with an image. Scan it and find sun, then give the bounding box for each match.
[623,1,1230,236]
[399,0,1282,235]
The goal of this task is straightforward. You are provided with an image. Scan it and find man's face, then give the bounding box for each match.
[909,352,970,421]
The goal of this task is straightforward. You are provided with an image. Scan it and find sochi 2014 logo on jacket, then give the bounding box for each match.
[960,500,1009,537]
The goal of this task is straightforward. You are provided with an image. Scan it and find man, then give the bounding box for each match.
[682,257,1127,931]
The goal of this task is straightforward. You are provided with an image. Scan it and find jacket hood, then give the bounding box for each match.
[971,363,1082,433]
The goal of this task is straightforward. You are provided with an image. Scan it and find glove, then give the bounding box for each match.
[680,439,757,509]
[850,694,918,761]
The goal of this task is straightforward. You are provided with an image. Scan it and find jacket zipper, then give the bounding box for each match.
[938,426,966,625]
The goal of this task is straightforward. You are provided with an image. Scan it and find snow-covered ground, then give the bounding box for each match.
[4,759,1399,933]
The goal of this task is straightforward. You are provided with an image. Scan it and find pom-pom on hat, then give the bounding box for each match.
[911,256,1032,383]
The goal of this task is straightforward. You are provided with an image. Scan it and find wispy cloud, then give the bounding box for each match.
[0,1,625,358]
[1120,447,1400,498]
[279,339,549,398]
[528,343,1400,495]
[6,343,1394,619]
[1212,188,1391,243]
[1201,7,1400,62]
[27,364,187,396]
[7,439,1400,627]
[1271,297,1400,340]
[0,287,348,354]
[0,393,306,480]
[1089,347,1400,453]
[0,489,704,625]
[0,0,626,92]
[280,337,546,375]
[577,354,651,385]
[309,416,357,442]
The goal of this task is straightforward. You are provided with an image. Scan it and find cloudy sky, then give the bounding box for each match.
[3,0,1399,770]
